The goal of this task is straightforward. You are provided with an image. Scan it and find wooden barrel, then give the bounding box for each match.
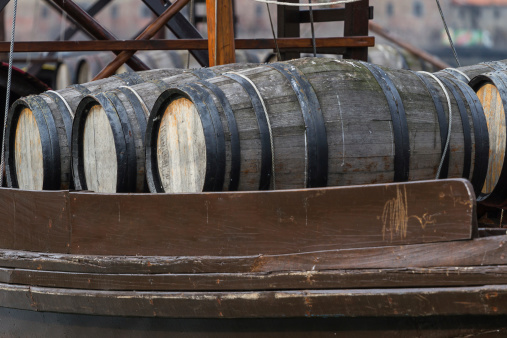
[145,58,489,195]
[434,60,507,83]
[137,50,185,69]
[71,63,258,193]
[469,71,507,207]
[5,68,186,191]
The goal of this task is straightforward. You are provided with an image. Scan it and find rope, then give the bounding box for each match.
[444,67,470,82]
[419,71,453,180]
[226,71,276,189]
[0,0,18,187]
[308,0,317,57]
[435,0,461,67]
[255,0,361,6]
[266,3,282,61]
[46,90,74,117]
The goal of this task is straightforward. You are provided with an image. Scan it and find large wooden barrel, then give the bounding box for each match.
[71,63,258,193]
[145,58,489,195]
[5,68,186,191]
[469,71,507,207]
[435,60,507,83]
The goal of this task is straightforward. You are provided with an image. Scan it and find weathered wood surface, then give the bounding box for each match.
[5,234,507,276]
[73,63,258,193]
[147,57,488,195]
[69,179,475,256]
[14,108,44,190]
[5,68,185,190]
[0,179,475,255]
[3,282,507,318]
[434,60,507,82]
[1,308,505,338]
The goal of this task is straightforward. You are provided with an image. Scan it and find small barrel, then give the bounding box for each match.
[137,50,185,69]
[469,71,507,207]
[435,60,507,83]
[71,63,258,193]
[145,58,489,195]
[5,68,186,190]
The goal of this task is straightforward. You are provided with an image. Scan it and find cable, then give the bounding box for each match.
[308,0,317,57]
[435,0,461,67]
[0,0,19,187]
[266,3,282,61]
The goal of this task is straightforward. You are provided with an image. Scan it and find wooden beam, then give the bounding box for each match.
[92,0,191,80]
[206,0,236,66]
[344,0,369,61]
[48,0,150,71]
[0,37,374,52]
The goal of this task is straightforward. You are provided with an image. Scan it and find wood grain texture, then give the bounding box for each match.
[68,179,475,256]
[14,108,43,190]
[0,189,70,253]
[83,105,117,193]
[477,84,505,195]
[157,97,206,193]
[1,282,507,318]
[206,0,236,66]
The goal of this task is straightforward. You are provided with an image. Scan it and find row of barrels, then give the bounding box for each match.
[41,50,262,90]
[7,57,507,208]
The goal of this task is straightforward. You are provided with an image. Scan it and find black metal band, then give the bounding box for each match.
[30,95,61,189]
[43,92,73,145]
[114,71,144,86]
[268,62,328,188]
[224,73,272,190]
[102,92,138,192]
[414,72,449,178]
[72,94,128,191]
[361,62,410,182]
[470,73,507,206]
[443,76,489,196]
[117,87,149,146]
[150,79,172,92]
[197,79,241,191]
[175,85,221,191]
[71,84,92,96]
[192,68,217,80]
[186,83,226,191]
[442,68,469,83]
[436,77,473,180]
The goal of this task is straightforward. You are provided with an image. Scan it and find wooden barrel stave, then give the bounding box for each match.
[470,71,507,207]
[146,57,489,195]
[72,63,259,193]
[7,69,186,190]
[434,60,507,82]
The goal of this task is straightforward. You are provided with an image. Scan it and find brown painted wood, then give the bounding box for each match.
[2,282,507,318]
[6,265,507,292]
[344,0,369,61]
[206,0,236,66]
[0,37,374,52]
[68,179,475,256]
[49,0,150,72]
[0,189,70,253]
[93,0,191,80]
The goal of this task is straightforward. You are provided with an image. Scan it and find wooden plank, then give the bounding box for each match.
[69,179,475,256]
[0,189,70,253]
[1,307,506,338]
[277,0,300,60]
[6,265,507,292]
[206,0,236,66]
[0,283,503,317]
[0,37,373,52]
[344,0,369,61]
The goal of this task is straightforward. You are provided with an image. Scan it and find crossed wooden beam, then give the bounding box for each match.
[0,0,374,81]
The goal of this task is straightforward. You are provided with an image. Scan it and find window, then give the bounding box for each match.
[494,9,501,19]
[386,3,394,17]
[41,6,49,19]
[141,6,152,18]
[413,1,423,17]
[111,5,119,19]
